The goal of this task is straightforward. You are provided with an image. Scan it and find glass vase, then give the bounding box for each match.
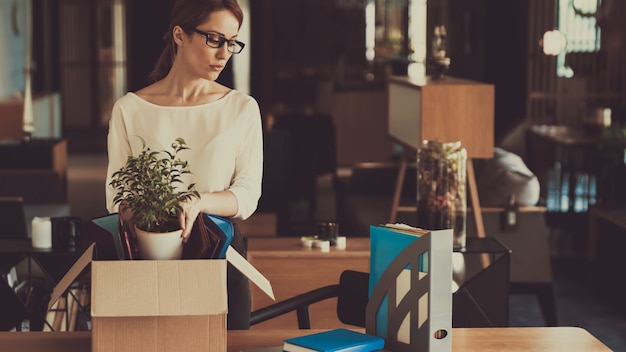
[416,140,467,249]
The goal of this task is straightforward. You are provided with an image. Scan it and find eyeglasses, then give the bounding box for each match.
[193,29,245,54]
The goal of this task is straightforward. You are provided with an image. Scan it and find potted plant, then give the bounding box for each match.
[416,140,467,249]
[109,136,199,260]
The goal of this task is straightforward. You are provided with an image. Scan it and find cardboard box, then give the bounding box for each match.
[91,259,227,352]
[48,243,273,352]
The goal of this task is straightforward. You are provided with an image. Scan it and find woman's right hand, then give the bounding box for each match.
[118,200,137,238]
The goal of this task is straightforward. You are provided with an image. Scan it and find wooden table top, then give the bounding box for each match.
[247,237,370,258]
[231,327,612,351]
[247,236,510,256]
[0,327,611,351]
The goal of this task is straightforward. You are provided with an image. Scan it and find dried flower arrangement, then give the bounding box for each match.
[416,140,467,248]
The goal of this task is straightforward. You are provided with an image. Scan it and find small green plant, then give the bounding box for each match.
[109,137,200,233]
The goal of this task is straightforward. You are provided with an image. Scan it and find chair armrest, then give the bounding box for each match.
[250,284,340,329]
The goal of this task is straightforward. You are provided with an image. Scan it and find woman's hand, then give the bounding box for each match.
[179,196,203,243]
[118,200,137,239]
[178,191,239,242]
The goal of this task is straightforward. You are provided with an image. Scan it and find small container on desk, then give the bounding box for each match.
[317,221,339,245]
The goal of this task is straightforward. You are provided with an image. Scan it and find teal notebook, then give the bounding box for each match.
[283,328,384,352]
[368,225,427,338]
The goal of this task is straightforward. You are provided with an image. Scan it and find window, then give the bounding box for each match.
[556,0,601,77]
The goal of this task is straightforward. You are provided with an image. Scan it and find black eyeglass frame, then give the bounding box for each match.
[193,28,245,54]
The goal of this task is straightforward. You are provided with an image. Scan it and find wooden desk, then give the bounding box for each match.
[246,237,370,329]
[230,327,612,352]
[0,327,611,351]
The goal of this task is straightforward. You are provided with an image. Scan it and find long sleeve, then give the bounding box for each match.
[105,99,132,213]
[229,97,263,219]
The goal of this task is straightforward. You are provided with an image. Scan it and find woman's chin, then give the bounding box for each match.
[206,72,222,81]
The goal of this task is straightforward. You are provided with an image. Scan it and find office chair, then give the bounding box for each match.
[250,270,369,329]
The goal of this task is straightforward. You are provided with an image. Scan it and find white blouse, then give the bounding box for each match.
[105,90,263,219]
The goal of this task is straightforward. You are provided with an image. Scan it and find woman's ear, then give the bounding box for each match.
[173,25,185,46]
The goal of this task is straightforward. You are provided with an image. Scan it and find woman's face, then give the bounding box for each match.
[182,9,241,81]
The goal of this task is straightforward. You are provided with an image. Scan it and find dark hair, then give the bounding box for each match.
[148,0,243,83]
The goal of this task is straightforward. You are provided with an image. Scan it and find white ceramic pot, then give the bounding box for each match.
[134,227,183,260]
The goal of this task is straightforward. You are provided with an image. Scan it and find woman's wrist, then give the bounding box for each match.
[197,191,238,217]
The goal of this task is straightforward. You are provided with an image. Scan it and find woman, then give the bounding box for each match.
[105,0,262,329]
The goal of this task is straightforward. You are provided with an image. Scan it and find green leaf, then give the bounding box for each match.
[109,136,199,232]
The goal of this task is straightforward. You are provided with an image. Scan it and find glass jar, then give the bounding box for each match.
[416,140,467,249]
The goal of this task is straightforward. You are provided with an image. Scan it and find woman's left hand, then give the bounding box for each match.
[178,190,238,242]
[179,197,203,243]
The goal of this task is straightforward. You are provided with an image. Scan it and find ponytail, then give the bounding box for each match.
[148,38,176,83]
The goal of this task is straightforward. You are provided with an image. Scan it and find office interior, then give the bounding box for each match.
[1,0,625,350]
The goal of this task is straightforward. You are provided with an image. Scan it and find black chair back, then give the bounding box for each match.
[336,270,369,327]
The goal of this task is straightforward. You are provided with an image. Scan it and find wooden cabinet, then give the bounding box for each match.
[0,93,62,140]
[388,75,495,158]
[331,76,495,166]
[0,139,68,203]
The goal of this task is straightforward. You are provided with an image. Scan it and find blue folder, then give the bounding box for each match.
[204,214,234,259]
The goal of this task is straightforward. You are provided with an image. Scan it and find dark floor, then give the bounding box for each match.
[515,214,626,351]
[509,252,626,351]
[67,155,626,350]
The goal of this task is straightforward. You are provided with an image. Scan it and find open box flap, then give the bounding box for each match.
[226,246,275,300]
[49,242,274,317]
[47,243,95,311]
